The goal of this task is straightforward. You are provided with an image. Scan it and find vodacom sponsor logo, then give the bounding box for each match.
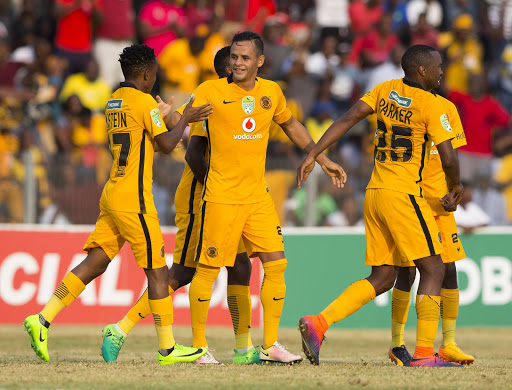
[234,117,262,140]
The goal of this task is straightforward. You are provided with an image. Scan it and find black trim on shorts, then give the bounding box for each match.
[138,213,153,268]
[194,201,207,262]
[408,194,435,256]
[138,130,146,213]
[180,213,195,265]
[416,134,429,197]
[202,120,211,200]
[188,177,198,214]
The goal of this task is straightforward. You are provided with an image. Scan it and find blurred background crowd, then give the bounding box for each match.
[1,0,512,230]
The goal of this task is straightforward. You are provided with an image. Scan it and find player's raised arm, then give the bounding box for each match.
[297,100,373,187]
[154,96,212,154]
[437,140,463,211]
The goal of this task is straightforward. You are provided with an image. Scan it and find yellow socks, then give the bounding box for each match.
[391,288,411,348]
[118,286,175,335]
[189,264,220,348]
[148,295,174,350]
[260,259,287,349]
[321,279,376,327]
[227,285,253,350]
[440,288,459,347]
[414,294,440,356]
[40,272,85,323]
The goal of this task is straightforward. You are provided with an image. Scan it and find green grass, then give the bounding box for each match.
[1,325,510,389]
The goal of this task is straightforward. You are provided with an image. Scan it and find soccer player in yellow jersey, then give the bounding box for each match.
[185,31,346,364]
[388,93,475,366]
[23,44,213,365]
[100,46,260,365]
[298,45,464,367]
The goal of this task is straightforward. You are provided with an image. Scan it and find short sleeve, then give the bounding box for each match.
[447,102,466,149]
[425,97,455,146]
[359,83,380,113]
[176,82,210,116]
[272,83,292,125]
[189,121,208,138]
[141,95,167,138]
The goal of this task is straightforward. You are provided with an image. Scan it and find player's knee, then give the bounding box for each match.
[442,262,458,289]
[368,266,396,295]
[227,253,252,286]
[168,264,195,290]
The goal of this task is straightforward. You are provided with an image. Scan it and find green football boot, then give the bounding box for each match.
[101,324,126,363]
[158,345,207,365]
[233,346,261,364]
[23,314,50,362]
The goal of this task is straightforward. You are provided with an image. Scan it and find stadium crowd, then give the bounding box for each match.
[0,0,511,228]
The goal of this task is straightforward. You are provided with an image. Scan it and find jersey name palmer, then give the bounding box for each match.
[106,111,127,129]
[378,97,413,125]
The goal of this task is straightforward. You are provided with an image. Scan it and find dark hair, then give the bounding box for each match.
[232,31,264,56]
[214,46,231,78]
[401,44,437,76]
[119,44,156,80]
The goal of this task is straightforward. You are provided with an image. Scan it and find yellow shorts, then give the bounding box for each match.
[395,213,465,266]
[173,212,246,268]
[195,193,284,267]
[364,188,443,266]
[83,204,166,269]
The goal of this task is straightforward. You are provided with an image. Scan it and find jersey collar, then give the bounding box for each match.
[226,74,259,84]
[119,81,138,90]
[402,77,424,90]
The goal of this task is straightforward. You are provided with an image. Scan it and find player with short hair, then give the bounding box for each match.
[388,95,474,366]
[23,44,212,365]
[101,46,259,365]
[187,31,346,364]
[298,44,463,367]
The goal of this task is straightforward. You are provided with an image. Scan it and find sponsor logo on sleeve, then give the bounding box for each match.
[388,90,412,108]
[106,99,123,110]
[150,108,162,127]
[242,96,255,114]
[440,113,452,132]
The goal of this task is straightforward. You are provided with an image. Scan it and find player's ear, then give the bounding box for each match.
[418,65,427,77]
[257,55,265,68]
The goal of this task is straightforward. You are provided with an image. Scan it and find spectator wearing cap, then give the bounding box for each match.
[439,14,483,94]
[93,0,136,89]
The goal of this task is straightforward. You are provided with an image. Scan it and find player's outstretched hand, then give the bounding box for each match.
[441,182,464,212]
[156,95,174,118]
[182,95,213,123]
[320,159,347,189]
[297,154,315,189]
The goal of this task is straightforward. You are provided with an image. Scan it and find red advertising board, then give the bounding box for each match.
[0,225,262,326]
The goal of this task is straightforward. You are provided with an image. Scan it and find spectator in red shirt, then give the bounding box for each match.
[54,0,103,75]
[138,0,187,57]
[449,72,511,181]
[411,12,438,48]
[93,0,135,89]
[348,0,384,36]
[348,12,398,68]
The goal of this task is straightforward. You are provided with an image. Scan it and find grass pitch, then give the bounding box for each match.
[1,325,510,389]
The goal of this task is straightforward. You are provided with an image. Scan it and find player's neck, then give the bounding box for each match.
[403,76,428,90]
[123,78,145,93]
[234,78,257,92]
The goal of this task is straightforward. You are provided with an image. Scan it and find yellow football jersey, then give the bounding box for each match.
[185,76,292,204]
[422,95,467,215]
[174,121,208,214]
[361,78,455,196]
[100,82,167,213]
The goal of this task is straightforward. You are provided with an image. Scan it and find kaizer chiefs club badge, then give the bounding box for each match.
[242,96,255,114]
[207,246,219,258]
[260,95,272,110]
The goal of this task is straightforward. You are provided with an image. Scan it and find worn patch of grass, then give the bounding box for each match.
[1,325,510,389]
